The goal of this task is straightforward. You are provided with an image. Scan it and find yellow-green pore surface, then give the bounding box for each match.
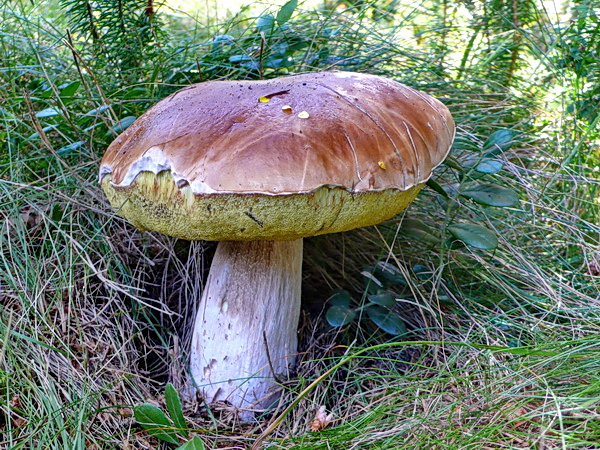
[101,171,423,241]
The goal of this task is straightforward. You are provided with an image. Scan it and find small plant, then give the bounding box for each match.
[133,383,205,449]
[60,0,167,85]
[325,261,411,335]
[425,128,521,251]
[192,0,313,81]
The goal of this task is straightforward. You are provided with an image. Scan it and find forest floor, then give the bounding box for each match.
[1,0,599,448]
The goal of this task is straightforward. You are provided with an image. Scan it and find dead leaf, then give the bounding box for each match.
[308,406,333,431]
[11,417,27,428]
[9,394,21,409]
[588,258,600,276]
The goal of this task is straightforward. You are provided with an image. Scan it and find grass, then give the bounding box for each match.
[1,0,599,448]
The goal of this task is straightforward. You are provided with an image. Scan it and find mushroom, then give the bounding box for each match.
[99,71,455,416]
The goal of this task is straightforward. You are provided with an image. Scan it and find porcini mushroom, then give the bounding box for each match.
[99,71,454,416]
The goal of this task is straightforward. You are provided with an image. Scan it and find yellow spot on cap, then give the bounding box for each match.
[259,96,270,103]
[378,161,386,170]
[282,105,293,113]
[297,111,309,119]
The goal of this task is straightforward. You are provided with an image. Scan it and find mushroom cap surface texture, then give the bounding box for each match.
[100,71,455,241]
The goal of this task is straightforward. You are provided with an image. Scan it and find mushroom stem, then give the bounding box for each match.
[190,239,302,414]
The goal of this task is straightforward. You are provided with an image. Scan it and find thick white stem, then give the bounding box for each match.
[190,239,302,414]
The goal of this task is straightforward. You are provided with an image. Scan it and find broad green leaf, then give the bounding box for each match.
[271,42,289,54]
[442,155,464,172]
[328,290,351,307]
[286,38,309,52]
[124,87,147,99]
[374,261,407,286]
[264,55,293,69]
[229,55,252,63]
[326,305,355,327]
[57,140,85,155]
[36,107,60,118]
[212,35,235,45]
[426,178,449,198]
[451,135,480,151]
[109,116,136,135]
[165,383,188,437]
[413,264,433,282]
[177,437,206,450]
[448,223,498,250]
[483,129,518,154]
[40,87,53,99]
[276,0,297,25]
[475,159,504,174]
[401,219,437,244]
[28,124,60,140]
[367,306,407,335]
[257,14,275,33]
[437,292,453,306]
[50,204,65,223]
[367,291,396,307]
[59,81,80,98]
[133,403,178,444]
[460,184,519,207]
[79,105,109,123]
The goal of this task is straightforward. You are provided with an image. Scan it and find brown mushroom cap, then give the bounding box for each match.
[100,71,454,241]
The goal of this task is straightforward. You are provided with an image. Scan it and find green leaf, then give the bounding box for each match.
[373,261,406,286]
[257,14,275,33]
[367,306,407,335]
[448,223,498,250]
[483,129,518,155]
[177,437,206,450]
[108,116,136,135]
[426,178,449,198]
[326,305,355,327]
[36,107,60,118]
[413,264,433,282]
[28,124,60,140]
[40,87,53,99]
[475,159,504,174]
[451,135,480,151]
[212,34,235,46]
[367,291,396,307]
[328,290,351,308]
[442,155,465,172]
[50,204,65,223]
[165,383,188,437]
[460,184,519,207]
[59,81,80,98]
[79,104,109,123]
[123,87,147,99]
[276,0,297,25]
[401,219,437,244]
[229,55,252,63]
[133,403,178,444]
[57,140,85,155]
[264,55,293,69]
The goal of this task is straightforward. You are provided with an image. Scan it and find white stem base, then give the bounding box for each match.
[190,239,302,414]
